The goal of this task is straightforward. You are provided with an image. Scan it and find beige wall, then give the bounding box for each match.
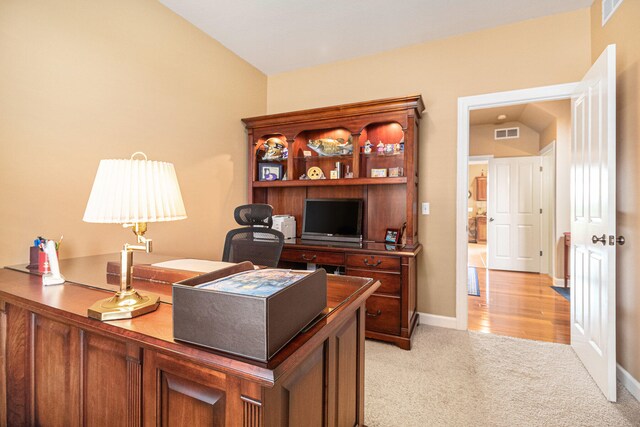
[267,9,591,316]
[540,121,557,149]
[0,0,267,266]
[590,0,640,380]
[469,121,540,157]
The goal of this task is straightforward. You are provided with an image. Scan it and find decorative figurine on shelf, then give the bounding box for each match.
[260,137,286,161]
[306,166,325,180]
[384,144,394,155]
[307,136,353,156]
[394,143,401,154]
[282,147,288,159]
[376,141,385,153]
[363,140,373,154]
[345,165,353,178]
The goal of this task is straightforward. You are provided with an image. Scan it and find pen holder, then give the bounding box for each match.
[29,246,58,273]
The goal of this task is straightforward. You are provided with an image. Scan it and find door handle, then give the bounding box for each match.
[366,309,382,318]
[301,254,316,261]
[592,234,606,245]
[489,217,495,222]
[616,235,626,246]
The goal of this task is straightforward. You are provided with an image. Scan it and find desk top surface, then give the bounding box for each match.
[1,254,378,385]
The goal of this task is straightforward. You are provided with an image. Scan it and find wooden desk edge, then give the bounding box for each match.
[0,268,379,387]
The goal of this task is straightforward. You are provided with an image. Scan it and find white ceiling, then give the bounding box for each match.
[159,0,592,75]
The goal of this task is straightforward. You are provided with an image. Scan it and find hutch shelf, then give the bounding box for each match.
[242,95,425,350]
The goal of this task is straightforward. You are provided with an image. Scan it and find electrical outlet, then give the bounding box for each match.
[422,202,430,215]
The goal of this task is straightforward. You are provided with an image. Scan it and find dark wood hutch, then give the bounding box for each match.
[242,95,425,350]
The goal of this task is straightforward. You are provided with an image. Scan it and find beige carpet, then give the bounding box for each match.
[365,325,640,426]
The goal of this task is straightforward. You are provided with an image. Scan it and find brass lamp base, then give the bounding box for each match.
[87,289,159,321]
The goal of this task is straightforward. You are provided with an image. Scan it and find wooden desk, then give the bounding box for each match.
[279,240,421,350]
[0,255,379,426]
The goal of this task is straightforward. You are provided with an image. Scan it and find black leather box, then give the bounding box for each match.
[173,268,327,362]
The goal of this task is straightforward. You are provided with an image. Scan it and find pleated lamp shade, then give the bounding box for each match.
[83,155,187,224]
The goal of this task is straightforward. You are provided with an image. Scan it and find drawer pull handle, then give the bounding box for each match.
[363,259,382,267]
[301,254,317,261]
[366,309,382,318]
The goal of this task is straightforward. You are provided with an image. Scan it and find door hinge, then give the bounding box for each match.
[540,166,543,172]
[540,208,543,214]
[540,250,543,256]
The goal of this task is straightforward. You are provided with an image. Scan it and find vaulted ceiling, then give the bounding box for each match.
[159,0,593,75]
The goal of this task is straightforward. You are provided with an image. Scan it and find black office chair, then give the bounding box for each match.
[222,204,285,267]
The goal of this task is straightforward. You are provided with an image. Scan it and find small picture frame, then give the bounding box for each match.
[384,228,400,244]
[388,167,401,177]
[303,150,313,158]
[258,163,283,181]
[371,168,387,178]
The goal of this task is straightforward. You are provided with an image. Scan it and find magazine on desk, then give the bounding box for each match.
[195,268,308,297]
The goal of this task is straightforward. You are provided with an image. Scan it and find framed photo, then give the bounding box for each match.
[388,167,403,177]
[384,228,400,244]
[258,163,283,181]
[371,168,387,178]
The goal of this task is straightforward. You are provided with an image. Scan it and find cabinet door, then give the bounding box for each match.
[143,351,232,427]
[476,217,487,243]
[476,176,487,201]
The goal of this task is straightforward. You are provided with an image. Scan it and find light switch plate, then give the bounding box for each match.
[422,202,430,215]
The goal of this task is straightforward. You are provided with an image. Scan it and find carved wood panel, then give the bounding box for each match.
[280,346,324,426]
[335,316,358,427]
[5,304,30,426]
[143,351,229,427]
[161,373,225,426]
[83,332,132,426]
[31,314,81,426]
[0,301,6,425]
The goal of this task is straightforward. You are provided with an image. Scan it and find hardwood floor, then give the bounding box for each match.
[468,267,570,344]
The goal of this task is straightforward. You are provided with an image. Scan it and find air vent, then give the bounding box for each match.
[602,0,623,26]
[495,127,519,140]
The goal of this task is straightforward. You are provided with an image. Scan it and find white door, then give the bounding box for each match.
[487,156,541,273]
[570,44,617,402]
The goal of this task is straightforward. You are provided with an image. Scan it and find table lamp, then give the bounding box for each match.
[83,152,187,321]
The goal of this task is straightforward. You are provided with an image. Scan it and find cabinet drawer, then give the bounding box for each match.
[365,295,400,336]
[346,269,401,296]
[280,249,345,265]
[346,254,400,271]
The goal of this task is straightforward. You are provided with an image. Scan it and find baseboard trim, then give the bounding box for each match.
[418,312,457,329]
[618,364,640,402]
[553,277,566,287]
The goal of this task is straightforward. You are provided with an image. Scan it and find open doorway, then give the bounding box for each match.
[464,101,570,344]
[456,46,618,402]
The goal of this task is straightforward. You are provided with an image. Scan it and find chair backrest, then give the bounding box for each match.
[234,204,273,228]
[222,204,284,267]
[222,227,284,268]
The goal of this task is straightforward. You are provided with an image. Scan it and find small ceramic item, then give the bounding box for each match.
[376,142,384,153]
[384,144,394,155]
[307,166,325,180]
[363,140,373,154]
[282,147,288,159]
[394,143,401,154]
